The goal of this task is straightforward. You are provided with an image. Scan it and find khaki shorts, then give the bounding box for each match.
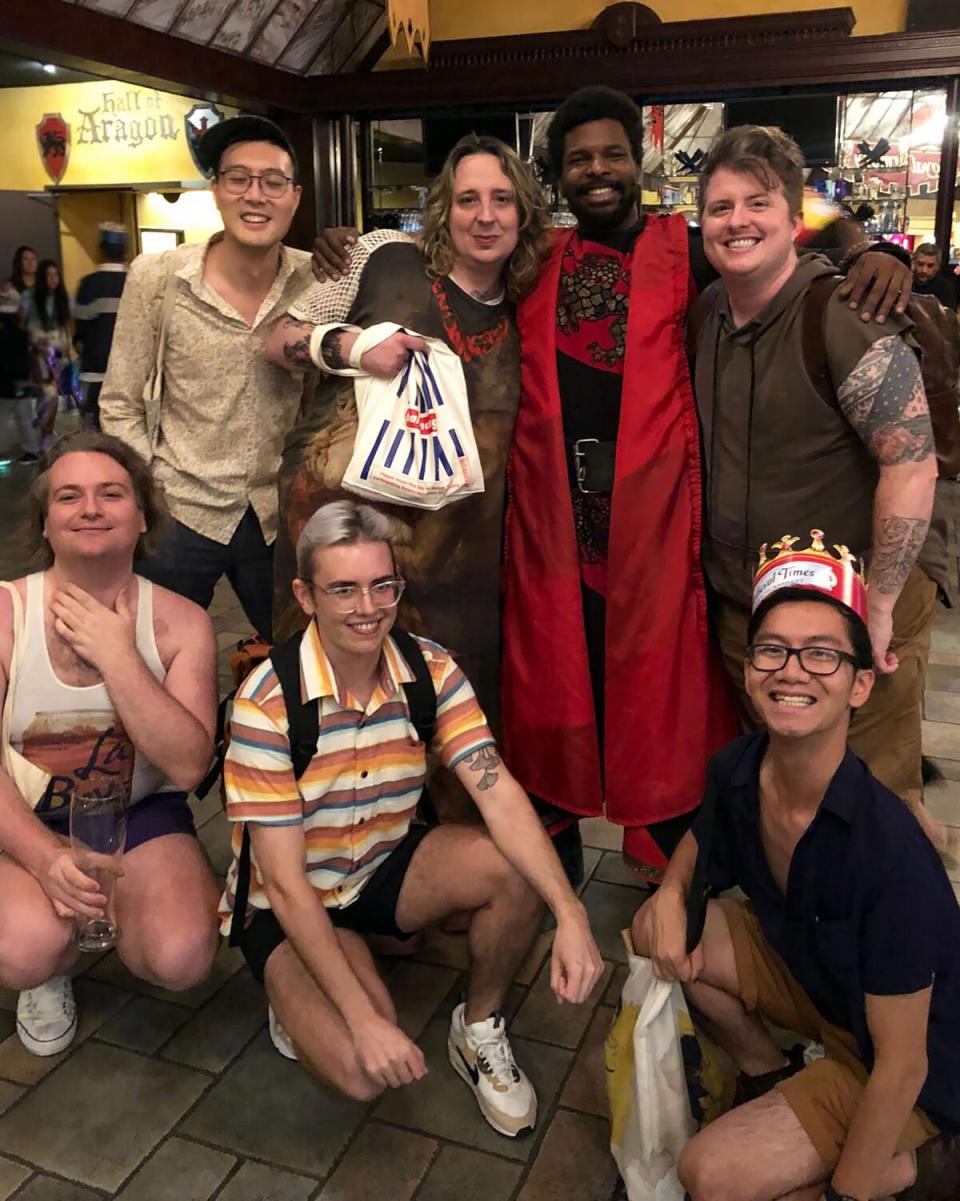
[718,898,938,1167]
[714,565,938,803]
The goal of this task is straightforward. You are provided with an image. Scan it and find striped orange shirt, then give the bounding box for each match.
[218,622,494,933]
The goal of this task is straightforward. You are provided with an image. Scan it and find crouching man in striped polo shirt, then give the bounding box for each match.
[219,500,603,1137]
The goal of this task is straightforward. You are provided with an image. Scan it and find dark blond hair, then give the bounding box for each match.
[417,134,551,301]
[24,431,171,567]
[699,125,806,219]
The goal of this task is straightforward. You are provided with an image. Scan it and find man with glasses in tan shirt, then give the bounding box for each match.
[100,116,313,639]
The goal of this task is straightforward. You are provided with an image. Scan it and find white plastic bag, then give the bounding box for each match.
[342,324,484,511]
[606,936,696,1201]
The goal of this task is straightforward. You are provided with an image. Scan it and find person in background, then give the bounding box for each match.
[911,242,957,311]
[74,223,128,430]
[100,115,313,641]
[24,260,74,462]
[6,247,39,464]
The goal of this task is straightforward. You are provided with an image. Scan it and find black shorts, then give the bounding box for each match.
[238,823,430,982]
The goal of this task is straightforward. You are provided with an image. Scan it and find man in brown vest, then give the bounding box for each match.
[691,124,951,853]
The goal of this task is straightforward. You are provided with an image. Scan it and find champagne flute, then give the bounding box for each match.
[69,790,127,951]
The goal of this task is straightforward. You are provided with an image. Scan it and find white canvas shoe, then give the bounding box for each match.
[268,1006,297,1061]
[448,1002,537,1137]
[17,975,77,1057]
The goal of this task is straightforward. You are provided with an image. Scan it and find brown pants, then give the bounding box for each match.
[719,899,937,1166]
[714,567,939,801]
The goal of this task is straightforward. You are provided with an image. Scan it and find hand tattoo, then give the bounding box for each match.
[838,336,934,466]
[871,515,928,595]
[466,745,501,790]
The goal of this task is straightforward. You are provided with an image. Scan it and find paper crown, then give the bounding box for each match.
[752,530,867,623]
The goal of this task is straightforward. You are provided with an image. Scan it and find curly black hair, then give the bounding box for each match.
[546,86,643,180]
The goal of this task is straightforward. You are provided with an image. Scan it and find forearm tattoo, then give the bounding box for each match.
[320,329,348,370]
[838,336,934,466]
[466,745,501,791]
[871,515,928,596]
[279,317,315,368]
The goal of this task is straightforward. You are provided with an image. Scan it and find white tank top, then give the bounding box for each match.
[8,573,173,820]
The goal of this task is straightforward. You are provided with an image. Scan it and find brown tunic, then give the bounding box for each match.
[694,253,947,609]
[275,242,520,734]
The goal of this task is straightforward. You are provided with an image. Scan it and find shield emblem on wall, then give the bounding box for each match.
[185,103,226,173]
[36,113,70,183]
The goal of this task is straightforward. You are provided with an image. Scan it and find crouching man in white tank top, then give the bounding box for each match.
[0,431,220,1056]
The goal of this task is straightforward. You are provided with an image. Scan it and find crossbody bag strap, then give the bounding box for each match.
[144,265,180,455]
[228,629,316,947]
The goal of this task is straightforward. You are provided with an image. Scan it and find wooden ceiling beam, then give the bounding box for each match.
[0,0,314,112]
[301,22,960,113]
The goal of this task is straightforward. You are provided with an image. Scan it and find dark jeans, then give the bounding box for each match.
[138,505,274,640]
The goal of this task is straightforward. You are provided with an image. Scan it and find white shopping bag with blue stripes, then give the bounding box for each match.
[343,325,484,511]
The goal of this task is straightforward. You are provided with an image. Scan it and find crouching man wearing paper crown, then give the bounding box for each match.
[631,534,960,1201]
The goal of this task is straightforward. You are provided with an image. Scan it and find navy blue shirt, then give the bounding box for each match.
[693,732,960,1131]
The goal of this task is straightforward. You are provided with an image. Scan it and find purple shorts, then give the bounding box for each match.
[41,791,197,852]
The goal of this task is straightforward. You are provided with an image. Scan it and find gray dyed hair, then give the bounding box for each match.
[296,500,395,580]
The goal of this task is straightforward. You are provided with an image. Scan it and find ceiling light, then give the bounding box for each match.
[42,63,57,74]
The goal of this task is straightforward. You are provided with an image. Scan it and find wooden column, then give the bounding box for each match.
[315,116,358,232]
[934,77,959,264]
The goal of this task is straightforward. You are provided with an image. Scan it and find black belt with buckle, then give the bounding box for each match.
[572,438,616,494]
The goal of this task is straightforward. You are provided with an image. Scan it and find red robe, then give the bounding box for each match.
[501,216,735,864]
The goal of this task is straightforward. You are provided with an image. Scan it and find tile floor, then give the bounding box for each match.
[0,405,957,1200]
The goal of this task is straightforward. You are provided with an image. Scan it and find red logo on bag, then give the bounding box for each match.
[405,409,438,436]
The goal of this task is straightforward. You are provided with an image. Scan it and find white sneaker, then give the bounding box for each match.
[268,1006,297,1061]
[448,1002,537,1137]
[16,975,77,1057]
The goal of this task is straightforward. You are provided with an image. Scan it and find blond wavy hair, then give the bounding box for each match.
[416,134,551,301]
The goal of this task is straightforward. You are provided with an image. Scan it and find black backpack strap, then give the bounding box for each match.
[391,628,439,825]
[228,629,317,947]
[801,274,844,409]
[270,631,319,780]
[391,628,437,744]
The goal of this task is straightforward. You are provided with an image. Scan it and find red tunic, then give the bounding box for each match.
[501,216,735,864]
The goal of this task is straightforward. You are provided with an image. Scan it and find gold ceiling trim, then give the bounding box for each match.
[387,0,430,62]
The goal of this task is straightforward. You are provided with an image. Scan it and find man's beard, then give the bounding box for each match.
[564,179,639,233]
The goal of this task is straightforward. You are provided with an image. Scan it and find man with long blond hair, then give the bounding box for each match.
[263,135,551,766]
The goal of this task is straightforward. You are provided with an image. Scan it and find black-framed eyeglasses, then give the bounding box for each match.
[315,578,406,613]
[747,643,860,677]
[216,168,294,199]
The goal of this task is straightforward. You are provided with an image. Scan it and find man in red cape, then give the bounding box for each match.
[501,87,737,883]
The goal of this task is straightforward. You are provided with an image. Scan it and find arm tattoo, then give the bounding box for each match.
[321,328,348,370]
[279,317,315,368]
[871,515,928,596]
[465,745,501,791]
[837,336,934,466]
